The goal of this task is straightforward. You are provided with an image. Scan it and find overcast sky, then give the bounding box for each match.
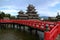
[0,0,60,17]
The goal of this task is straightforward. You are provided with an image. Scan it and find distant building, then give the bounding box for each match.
[17,10,28,20]
[26,4,39,19]
[3,17,10,20]
[56,12,60,21]
[41,18,44,20]
[48,17,57,20]
[17,4,39,20]
[48,12,60,21]
[48,17,57,21]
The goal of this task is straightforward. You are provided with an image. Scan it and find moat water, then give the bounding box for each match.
[0,29,39,40]
[0,25,59,40]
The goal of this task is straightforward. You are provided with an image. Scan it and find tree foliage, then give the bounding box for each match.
[0,11,16,19]
[10,16,16,19]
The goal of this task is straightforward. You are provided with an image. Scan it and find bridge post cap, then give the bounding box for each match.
[45,24,50,31]
[45,24,49,28]
[45,27,50,31]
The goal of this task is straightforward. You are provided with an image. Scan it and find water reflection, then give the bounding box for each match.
[0,29,38,40]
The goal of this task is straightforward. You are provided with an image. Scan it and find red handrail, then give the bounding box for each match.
[44,24,59,40]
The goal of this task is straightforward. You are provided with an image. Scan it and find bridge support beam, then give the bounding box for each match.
[5,24,8,29]
[23,25,25,32]
[16,24,19,30]
[0,23,2,29]
[3,24,6,29]
[19,24,21,31]
[35,29,37,35]
[5,24,6,29]
[37,31,44,40]
[12,23,15,29]
[28,27,33,34]
[10,24,12,29]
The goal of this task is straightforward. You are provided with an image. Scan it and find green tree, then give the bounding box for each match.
[0,11,16,19]
[5,14,11,18]
[0,11,5,19]
[10,16,16,19]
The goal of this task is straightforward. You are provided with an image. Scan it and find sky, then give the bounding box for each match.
[0,0,60,17]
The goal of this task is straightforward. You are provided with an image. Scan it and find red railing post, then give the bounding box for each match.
[44,31,50,40]
[57,22,60,34]
[58,24,60,34]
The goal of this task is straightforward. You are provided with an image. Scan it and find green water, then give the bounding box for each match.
[0,29,39,40]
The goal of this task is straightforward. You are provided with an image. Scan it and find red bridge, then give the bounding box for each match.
[0,19,60,40]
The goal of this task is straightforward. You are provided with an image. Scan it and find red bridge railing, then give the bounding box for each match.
[0,19,60,40]
[44,24,60,40]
